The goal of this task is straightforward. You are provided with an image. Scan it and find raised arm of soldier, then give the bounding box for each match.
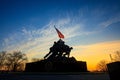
[44,41,57,59]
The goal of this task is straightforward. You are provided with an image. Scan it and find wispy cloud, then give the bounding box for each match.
[98,13,120,28]
[78,6,120,32]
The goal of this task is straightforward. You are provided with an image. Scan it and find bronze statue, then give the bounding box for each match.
[44,39,73,60]
[25,27,87,72]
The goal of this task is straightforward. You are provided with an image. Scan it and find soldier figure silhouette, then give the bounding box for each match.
[63,46,73,58]
[44,41,58,59]
[44,39,73,60]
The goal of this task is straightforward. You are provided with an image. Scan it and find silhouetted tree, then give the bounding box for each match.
[96,60,108,72]
[0,51,27,71]
[110,51,120,62]
[7,51,27,71]
[0,51,7,70]
[114,51,120,61]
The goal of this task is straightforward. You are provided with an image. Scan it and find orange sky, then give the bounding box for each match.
[71,40,120,71]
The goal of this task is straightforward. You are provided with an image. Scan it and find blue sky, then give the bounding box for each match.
[0,0,120,63]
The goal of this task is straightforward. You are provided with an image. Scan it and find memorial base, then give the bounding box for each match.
[25,57,87,72]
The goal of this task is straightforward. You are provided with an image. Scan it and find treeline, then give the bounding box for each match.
[0,51,27,72]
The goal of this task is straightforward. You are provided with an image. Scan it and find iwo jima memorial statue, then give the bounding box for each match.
[25,26,87,72]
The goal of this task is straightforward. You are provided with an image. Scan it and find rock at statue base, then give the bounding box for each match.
[25,57,87,72]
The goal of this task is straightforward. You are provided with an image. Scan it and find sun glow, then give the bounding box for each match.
[72,40,120,71]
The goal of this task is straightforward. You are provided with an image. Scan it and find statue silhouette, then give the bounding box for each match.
[44,39,73,60]
[25,27,87,72]
[63,46,73,58]
[44,41,58,59]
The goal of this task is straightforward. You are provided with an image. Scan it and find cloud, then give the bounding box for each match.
[99,13,120,28]
[77,6,120,33]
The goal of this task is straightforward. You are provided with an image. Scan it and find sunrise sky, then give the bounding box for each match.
[0,0,120,71]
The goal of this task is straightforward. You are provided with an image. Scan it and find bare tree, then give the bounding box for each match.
[0,51,27,71]
[7,51,27,71]
[0,51,7,70]
[109,51,120,62]
[96,60,108,72]
[114,51,120,61]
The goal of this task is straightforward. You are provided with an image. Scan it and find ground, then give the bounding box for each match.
[0,72,110,80]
